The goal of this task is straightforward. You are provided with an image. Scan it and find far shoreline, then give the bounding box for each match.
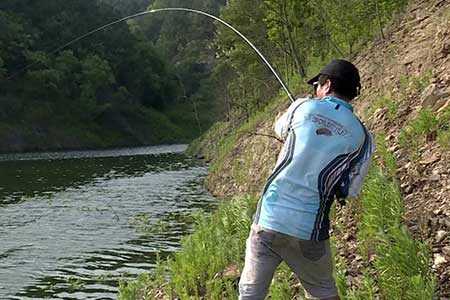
[0,144,190,162]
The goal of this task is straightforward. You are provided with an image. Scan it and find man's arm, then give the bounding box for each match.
[335,129,375,204]
[274,98,310,141]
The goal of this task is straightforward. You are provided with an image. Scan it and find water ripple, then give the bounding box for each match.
[0,145,216,300]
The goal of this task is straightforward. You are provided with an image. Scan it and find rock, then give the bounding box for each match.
[408,168,420,178]
[432,168,441,175]
[443,246,450,256]
[437,99,450,113]
[389,144,400,152]
[404,162,412,169]
[420,154,441,165]
[384,134,395,142]
[434,253,447,267]
[436,230,448,243]
[441,41,450,55]
[433,98,450,112]
[404,193,415,202]
[429,173,441,181]
[434,208,443,215]
[222,264,241,280]
[420,84,450,110]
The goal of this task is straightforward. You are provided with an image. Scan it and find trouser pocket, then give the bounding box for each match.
[298,240,326,261]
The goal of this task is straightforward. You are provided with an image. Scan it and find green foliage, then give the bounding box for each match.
[345,273,377,300]
[366,95,399,120]
[436,107,450,149]
[397,70,433,98]
[164,197,254,299]
[24,68,63,100]
[99,0,153,16]
[399,110,438,158]
[399,74,409,96]
[437,129,450,149]
[187,121,231,160]
[411,70,433,94]
[210,0,409,122]
[119,273,154,300]
[0,57,5,80]
[357,167,402,257]
[0,0,413,151]
[211,0,279,119]
[0,0,223,152]
[375,133,398,177]
[375,226,435,300]
[398,107,450,157]
[337,138,435,300]
[268,263,298,299]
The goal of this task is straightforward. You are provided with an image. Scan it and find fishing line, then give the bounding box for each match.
[10,7,295,103]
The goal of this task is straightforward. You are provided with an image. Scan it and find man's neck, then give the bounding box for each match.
[326,92,351,102]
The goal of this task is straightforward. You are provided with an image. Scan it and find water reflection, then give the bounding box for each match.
[0,145,216,300]
[0,146,196,205]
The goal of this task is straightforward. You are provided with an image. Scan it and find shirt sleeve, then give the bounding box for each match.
[347,129,375,198]
[274,111,289,140]
[334,127,375,203]
[274,98,310,141]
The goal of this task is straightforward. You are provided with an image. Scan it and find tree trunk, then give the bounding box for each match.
[281,0,306,77]
[374,0,386,39]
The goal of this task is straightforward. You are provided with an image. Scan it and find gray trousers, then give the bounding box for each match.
[238,224,338,300]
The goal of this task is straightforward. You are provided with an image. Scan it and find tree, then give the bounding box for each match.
[0,57,6,82]
[79,54,116,113]
[211,0,279,118]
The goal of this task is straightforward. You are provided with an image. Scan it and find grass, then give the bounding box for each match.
[119,195,257,300]
[411,70,433,95]
[436,107,450,149]
[399,74,409,97]
[437,130,450,149]
[366,70,433,122]
[366,95,399,120]
[399,107,450,158]
[335,135,435,300]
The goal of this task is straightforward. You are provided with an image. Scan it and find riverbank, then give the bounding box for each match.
[0,105,197,154]
[118,128,435,299]
[0,145,216,299]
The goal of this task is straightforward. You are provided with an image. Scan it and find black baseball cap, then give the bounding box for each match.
[307,59,361,89]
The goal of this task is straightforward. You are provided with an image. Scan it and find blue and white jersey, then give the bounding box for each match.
[255,96,374,241]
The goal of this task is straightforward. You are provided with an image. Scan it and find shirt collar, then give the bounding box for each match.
[323,96,353,112]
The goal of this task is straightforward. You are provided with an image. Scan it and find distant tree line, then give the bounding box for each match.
[0,0,225,152]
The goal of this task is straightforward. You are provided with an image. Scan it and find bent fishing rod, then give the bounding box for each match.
[13,7,296,103]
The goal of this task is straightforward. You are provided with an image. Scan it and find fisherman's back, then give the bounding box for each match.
[255,96,366,241]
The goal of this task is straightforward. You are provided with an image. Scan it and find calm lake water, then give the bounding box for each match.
[0,145,217,300]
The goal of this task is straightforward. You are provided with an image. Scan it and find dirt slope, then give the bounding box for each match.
[354,0,450,294]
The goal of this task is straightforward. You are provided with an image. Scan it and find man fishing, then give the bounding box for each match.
[239,59,374,300]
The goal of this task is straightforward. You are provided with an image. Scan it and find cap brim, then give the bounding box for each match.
[307,74,320,85]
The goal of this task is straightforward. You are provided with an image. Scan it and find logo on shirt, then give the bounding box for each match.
[316,128,333,136]
[305,113,349,137]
